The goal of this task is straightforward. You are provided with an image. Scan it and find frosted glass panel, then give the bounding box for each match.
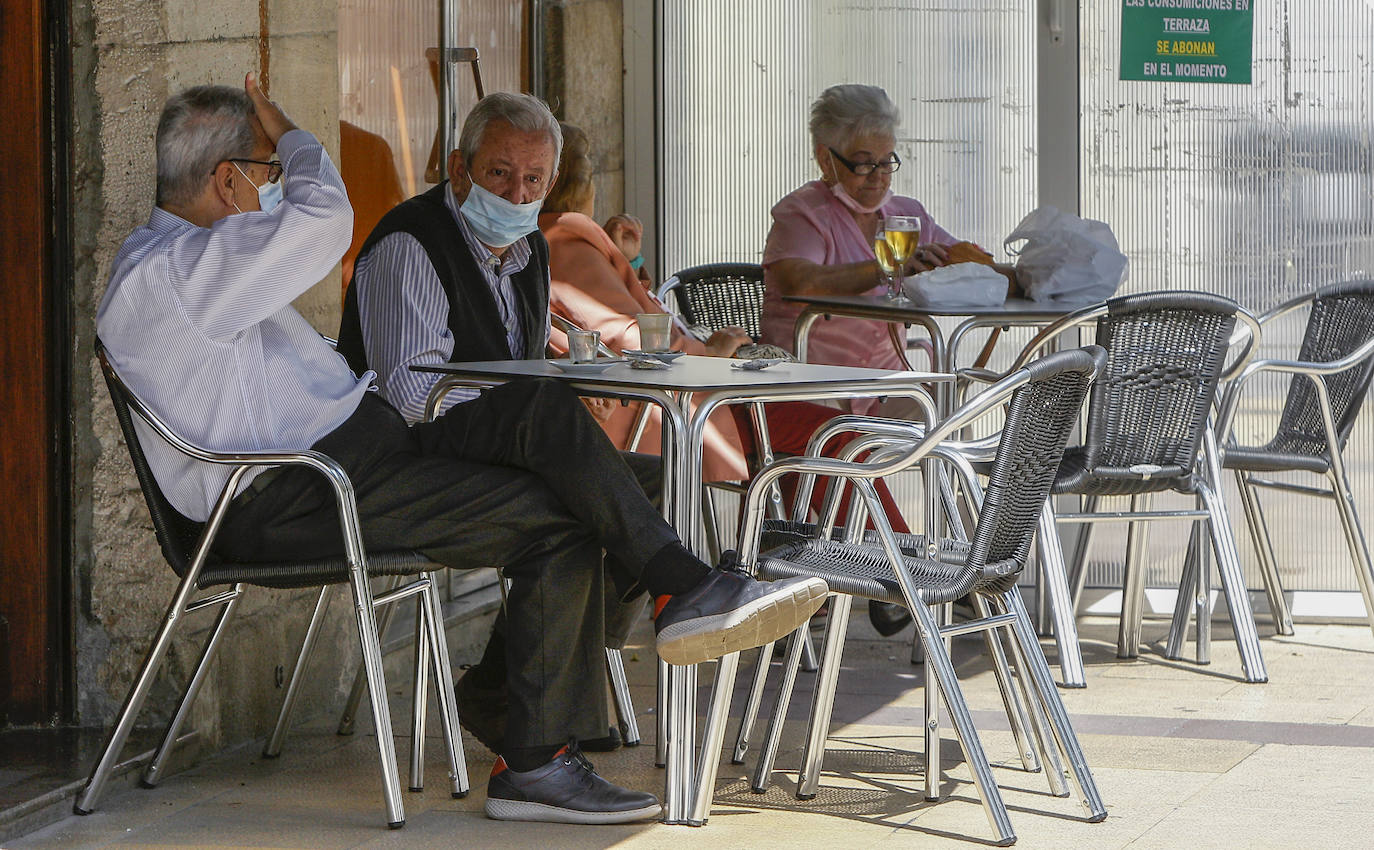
[1081,2,1374,593]
[340,0,524,194]
[660,1,1038,276]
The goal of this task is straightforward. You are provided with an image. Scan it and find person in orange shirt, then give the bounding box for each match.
[538,124,752,483]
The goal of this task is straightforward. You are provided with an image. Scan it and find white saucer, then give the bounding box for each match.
[549,358,624,374]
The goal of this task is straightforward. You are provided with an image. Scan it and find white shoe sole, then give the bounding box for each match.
[656,577,828,666]
[484,798,662,824]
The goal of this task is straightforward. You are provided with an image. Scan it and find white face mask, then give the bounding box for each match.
[231,162,283,214]
[459,178,543,248]
[826,152,892,215]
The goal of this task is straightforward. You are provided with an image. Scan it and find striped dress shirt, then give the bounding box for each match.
[351,187,550,423]
[96,129,366,522]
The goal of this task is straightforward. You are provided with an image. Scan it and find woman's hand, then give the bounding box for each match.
[903,243,950,275]
[603,214,643,263]
[703,326,753,358]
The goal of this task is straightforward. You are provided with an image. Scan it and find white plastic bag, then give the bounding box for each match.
[902,262,1007,308]
[1004,206,1128,303]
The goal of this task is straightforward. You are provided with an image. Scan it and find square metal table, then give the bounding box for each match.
[784,294,1096,412]
[414,354,947,824]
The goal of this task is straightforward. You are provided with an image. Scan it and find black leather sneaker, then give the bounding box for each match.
[867,600,913,637]
[655,553,828,666]
[484,744,661,824]
[454,671,624,753]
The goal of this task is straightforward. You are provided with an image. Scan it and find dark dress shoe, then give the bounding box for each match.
[868,600,913,637]
[655,551,828,666]
[485,744,661,824]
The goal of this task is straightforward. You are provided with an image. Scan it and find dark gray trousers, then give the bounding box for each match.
[216,379,679,749]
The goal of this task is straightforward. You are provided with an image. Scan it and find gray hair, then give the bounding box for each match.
[809,84,901,150]
[155,85,258,208]
[458,92,563,169]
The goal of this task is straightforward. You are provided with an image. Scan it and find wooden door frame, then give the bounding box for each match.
[0,0,71,726]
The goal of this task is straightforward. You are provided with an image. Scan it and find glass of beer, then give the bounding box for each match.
[873,231,900,301]
[881,215,921,303]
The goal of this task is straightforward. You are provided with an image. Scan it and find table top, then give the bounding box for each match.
[414,354,948,392]
[782,293,1098,320]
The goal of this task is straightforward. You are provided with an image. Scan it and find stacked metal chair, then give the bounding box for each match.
[1211,279,1374,638]
[78,343,467,828]
[690,346,1109,845]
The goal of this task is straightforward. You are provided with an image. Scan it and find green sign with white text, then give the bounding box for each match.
[1120,0,1255,85]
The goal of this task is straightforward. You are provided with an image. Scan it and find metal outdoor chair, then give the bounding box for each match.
[78,342,467,828]
[695,346,1108,844]
[1213,279,1374,638]
[657,262,767,340]
[968,291,1267,683]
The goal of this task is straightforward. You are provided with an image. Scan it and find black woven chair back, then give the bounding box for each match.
[97,341,204,576]
[1076,292,1239,492]
[1269,279,1374,457]
[670,263,765,339]
[967,347,1103,578]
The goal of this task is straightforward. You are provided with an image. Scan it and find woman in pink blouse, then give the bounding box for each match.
[760,84,962,417]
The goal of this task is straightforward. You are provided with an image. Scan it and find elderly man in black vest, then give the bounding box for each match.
[337,94,657,757]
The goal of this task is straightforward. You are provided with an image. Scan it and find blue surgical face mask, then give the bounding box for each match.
[459,178,543,248]
[232,162,283,214]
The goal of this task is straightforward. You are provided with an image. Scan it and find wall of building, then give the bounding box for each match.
[66,0,626,755]
[543,0,630,223]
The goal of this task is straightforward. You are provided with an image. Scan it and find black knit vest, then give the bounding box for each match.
[337,182,550,377]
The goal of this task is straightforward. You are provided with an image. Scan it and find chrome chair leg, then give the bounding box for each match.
[421,577,469,798]
[339,575,406,736]
[910,600,1016,845]
[1328,466,1374,640]
[1036,505,1086,687]
[143,588,245,787]
[655,656,669,767]
[1118,494,1153,658]
[800,624,819,672]
[732,644,771,764]
[606,648,641,746]
[74,571,213,815]
[266,586,335,756]
[345,568,407,827]
[796,595,853,799]
[972,594,1042,775]
[1067,495,1099,612]
[987,593,1069,797]
[923,602,945,801]
[690,649,743,824]
[750,628,807,793]
[1196,477,1268,683]
[1002,591,1107,823]
[408,605,429,792]
[1166,524,1202,661]
[1235,472,1294,634]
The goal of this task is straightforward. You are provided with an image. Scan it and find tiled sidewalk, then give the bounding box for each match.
[12,612,1374,849]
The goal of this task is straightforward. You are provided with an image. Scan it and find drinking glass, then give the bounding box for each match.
[635,313,672,352]
[881,215,921,303]
[568,329,600,363]
[873,231,901,301]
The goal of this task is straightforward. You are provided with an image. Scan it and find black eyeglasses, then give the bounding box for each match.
[828,147,901,176]
[227,158,284,184]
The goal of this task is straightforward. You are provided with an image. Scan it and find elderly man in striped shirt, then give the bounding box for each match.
[96,75,826,825]
[336,92,660,762]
